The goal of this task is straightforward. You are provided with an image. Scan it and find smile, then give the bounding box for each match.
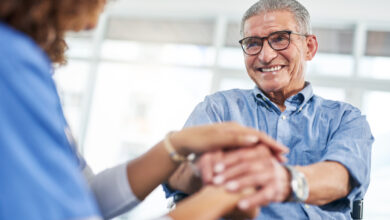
[259,65,283,73]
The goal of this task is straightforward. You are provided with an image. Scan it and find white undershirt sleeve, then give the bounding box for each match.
[83,163,140,219]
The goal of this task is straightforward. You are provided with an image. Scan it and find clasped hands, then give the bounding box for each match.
[197,144,291,211]
[168,122,292,217]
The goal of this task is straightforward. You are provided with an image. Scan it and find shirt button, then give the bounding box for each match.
[281,115,287,120]
[305,204,310,209]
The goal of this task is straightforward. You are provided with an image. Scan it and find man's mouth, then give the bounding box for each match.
[258,65,283,73]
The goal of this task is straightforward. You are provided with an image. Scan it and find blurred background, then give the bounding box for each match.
[55,0,390,219]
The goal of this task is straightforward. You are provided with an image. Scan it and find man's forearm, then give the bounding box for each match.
[297,161,351,205]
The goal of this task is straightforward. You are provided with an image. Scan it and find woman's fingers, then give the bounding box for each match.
[215,145,272,172]
[173,122,288,155]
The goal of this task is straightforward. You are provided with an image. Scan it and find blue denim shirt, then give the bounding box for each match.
[164,83,373,219]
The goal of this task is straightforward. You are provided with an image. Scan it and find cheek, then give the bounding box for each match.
[244,56,256,70]
[282,50,304,75]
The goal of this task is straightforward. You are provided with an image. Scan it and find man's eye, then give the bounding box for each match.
[246,40,261,48]
[275,36,284,42]
[247,42,258,47]
[271,34,288,43]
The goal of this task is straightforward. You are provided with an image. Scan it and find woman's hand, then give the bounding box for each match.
[170,122,288,157]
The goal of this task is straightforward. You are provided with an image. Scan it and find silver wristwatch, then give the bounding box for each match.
[285,165,309,202]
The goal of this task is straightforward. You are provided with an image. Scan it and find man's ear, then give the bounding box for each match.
[305,35,318,61]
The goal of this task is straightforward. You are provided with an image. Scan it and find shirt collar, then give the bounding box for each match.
[253,82,313,112]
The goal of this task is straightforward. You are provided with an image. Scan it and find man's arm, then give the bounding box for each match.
[296,161,350,205]
[209,146,351,209]
[210,108,373,210]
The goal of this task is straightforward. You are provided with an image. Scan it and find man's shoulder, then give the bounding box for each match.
[312,95,362,116]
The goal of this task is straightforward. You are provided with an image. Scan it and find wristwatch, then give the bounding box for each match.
[285,165,309,202]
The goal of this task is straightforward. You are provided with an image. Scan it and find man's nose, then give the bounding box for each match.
[257,41,278,64]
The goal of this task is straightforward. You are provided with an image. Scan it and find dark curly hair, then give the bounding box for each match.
[0,0,105,64]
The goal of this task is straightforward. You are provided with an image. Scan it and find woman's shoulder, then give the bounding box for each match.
[0,22,51,71]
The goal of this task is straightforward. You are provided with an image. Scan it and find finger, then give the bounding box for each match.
[224,170,272,192]
[254,131,289,154]
[213,162,248,186]
[216,148,250,170]
[276,154,288,163]
[255,144,288,163]
[237,130,289,163]
[216,145,271,170]
[238,185,276,210]
[177,122,288,155]
[198,150,224,184]
[229,125,289,154]
[222,159,270,185]
[177,123,261,153]
[209,150,224,183]
[246,141,288,163]
[217,123,263,148]
[197,153,214,184]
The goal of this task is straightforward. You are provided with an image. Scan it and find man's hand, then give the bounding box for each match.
[209,145,291,210]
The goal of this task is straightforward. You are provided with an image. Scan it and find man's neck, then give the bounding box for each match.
[264,82,306,112]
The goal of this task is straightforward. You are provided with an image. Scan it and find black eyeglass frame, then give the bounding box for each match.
[238,30,308,55]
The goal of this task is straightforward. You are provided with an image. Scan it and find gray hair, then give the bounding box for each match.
[240,0,311,36]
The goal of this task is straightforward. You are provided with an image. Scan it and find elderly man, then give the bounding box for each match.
[164,0,373,219]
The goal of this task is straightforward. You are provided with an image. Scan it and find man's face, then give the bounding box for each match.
[242,10,317,94]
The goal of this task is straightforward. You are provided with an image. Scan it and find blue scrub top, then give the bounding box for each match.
[0,22,101,219]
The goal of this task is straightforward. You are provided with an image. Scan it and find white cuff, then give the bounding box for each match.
[89,163,140,219]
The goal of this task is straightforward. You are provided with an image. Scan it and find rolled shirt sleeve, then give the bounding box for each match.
[320,107,373,201]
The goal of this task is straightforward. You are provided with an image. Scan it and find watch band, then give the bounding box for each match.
[285,165,309,203]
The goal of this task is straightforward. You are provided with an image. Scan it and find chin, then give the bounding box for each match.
[257,81,283,93]
[258,85,278,93]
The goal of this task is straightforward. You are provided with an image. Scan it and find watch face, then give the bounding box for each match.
[295,171,309,201]
[296,178,306,198]
[287,166,309,202]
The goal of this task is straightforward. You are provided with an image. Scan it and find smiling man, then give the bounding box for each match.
[164,0,374,219]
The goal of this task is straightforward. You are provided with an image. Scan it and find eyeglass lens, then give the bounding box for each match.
[241,31,291,55]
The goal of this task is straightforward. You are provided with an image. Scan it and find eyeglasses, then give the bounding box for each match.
[239,30,307,55]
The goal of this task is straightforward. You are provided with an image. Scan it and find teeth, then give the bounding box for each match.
[261,66,282,72]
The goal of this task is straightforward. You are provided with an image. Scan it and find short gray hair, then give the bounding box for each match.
[240,0,311,36]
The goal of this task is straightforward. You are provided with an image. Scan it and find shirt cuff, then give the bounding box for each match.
[89,163,140,219]
[162,183,188,199]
